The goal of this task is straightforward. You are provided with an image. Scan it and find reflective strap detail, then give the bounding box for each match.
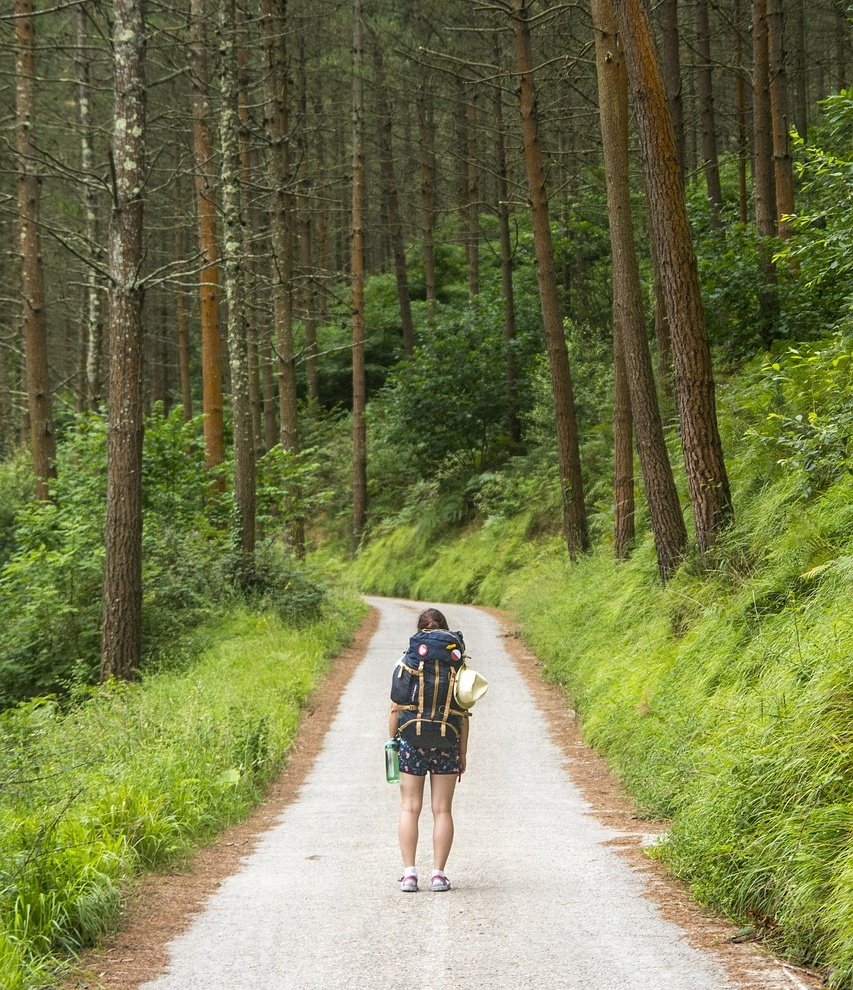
[430,660,440,717]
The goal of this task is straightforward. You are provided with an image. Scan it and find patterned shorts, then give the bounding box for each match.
[398,738,461,777]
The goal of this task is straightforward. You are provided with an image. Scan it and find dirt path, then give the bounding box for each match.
[70,598,822,990]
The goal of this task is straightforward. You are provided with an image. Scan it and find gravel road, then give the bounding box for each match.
[138,597,781,990]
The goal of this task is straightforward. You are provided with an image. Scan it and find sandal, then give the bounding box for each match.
[430,871,451,892]
[400,871,418,892]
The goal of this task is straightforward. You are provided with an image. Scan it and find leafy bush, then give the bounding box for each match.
[0,408,235,706]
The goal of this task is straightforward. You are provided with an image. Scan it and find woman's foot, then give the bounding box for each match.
[430,870,451,892]
[400,870,418,892]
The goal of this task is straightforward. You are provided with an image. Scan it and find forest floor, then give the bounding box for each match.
[66,599,823,990]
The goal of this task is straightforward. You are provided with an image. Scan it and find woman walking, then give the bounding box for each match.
[388,608,470,893]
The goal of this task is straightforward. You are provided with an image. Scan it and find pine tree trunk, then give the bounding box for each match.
[612,328,635,561]
[414,0,437,323]
[76,2,103,410]
[753,0,780,344]
[101,0,147,681]
[734,0,750,223]
[793,0,808,141]
[465,86,480,301]
[511,0,589,559]
[189,0,225,470]
[261,0,299,461]
[219,0,256,587]
[351,0,368,545]
[659,0,685,182]
[296,43,321,397]
[493,46,521,452]
[593,0,687,580]
[696,0,723,224]
[613,0,734,554]
[15,0,56,500]
[373,42,415,358]
[767,0,796,237]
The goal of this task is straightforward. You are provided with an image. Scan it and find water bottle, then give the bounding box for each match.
[385,738,400,783]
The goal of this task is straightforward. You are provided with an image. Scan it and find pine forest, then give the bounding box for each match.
[0,0,851,986]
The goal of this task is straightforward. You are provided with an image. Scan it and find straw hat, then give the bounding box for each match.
[454,668,489,709]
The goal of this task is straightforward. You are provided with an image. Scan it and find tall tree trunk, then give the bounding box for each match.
[594,0,687,580]
[510,0,589,559]
[414,0,437,323]
[753,0,780,344]
[613,0,734,554]
[351,0,368,545]
[101,0,146,681]
[219,0,256,587]
[296,41,321,397]
[189,0,225,469]
[734,0,750,223]
[696,0,723,224]
[261,0,299,461]
[659,0,685,182]
[493,43,521,452]
[465,83,480,301]
[767,0,796,237]
[373,41,415,358]
[76,2,103,410]
[612,328,635,561]
[792,0,808,140]
[15,0,56,500]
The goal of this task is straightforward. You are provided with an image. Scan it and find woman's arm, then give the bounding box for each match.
[388,704,399,738]
[458,715,469,779]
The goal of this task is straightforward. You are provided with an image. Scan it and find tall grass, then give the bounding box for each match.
[0,596,365,987]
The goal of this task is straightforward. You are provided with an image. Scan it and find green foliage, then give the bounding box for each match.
[776,91,853,321]
[0,598,364,987]
[0,408,235,706]
[746,333,853,496]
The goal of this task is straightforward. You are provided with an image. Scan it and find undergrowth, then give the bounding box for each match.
[348,333,853,985]
[0,595,365,988]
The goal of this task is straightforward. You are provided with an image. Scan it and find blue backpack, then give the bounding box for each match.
[390,629,469,749]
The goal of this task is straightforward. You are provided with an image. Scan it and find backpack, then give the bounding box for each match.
[390,629,469,749]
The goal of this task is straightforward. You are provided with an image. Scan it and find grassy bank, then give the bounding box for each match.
[0,595,365,989]
[349,345,853,984]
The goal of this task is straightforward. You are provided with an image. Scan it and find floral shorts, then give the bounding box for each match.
[398,738,461,777]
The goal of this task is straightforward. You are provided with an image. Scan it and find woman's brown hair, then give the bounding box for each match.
[417,608,449,631]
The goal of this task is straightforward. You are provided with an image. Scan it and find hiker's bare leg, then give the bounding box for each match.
[399,772,426,866]
[429,772,457,871]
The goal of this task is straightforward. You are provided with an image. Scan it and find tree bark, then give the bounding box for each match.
[101,0,147,681]
[493,42,521,452]
[511,0,589,558]
[696,0,723,224]
[658,0,685,182]
[593,0,687,579]
[219,0,256,587]
[76,2,103,410]
[296,41,321,396]
[613,0,734,554]
[261,0,299,460]
[414,0,437,323]
[351,0,368,545]
[612,327,635,561]
[15,0,56,500]
[792,0,808,141]
[767,0,796,237]
[373,40,415,358]
[753,0,780,344]
[465,83,480,301]
[189,0,225,470]
[734,0,750,223]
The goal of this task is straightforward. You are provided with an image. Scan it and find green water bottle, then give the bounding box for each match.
[385,738,400,784]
